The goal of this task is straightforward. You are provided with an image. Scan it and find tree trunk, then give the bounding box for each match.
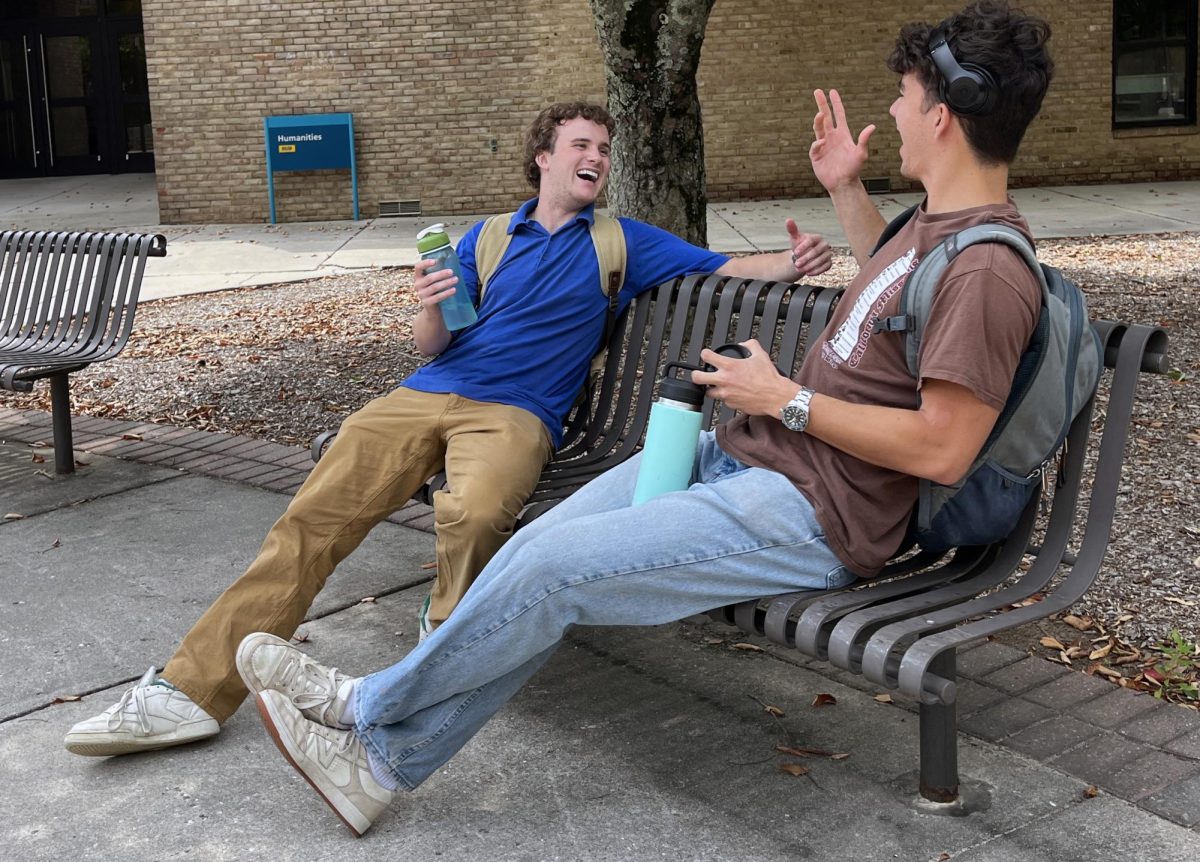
[589,0,715,246]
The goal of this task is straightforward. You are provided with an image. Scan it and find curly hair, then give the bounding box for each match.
[887,1,1054,165]
[523,101,615,190]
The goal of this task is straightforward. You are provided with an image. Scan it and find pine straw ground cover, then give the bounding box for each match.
[4,233,1198,704]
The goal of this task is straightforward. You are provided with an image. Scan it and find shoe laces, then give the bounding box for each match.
[283,653,342,721]
[107,682,160,735]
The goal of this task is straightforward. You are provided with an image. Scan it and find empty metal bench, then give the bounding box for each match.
[312,273,1167,809]
[1,230,167,473]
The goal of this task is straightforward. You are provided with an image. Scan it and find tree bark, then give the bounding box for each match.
[589,0,715,246]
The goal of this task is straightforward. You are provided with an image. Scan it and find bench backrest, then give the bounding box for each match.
[522,275,843,521]
[0,230,166,388]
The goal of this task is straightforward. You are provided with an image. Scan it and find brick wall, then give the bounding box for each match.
[143,1,1200,224]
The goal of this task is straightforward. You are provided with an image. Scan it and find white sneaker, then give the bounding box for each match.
[418,595,432,643]
[256,689,393,837]
[63,666,219,756]
[235,633,356,728]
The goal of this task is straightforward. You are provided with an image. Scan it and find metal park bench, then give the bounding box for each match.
[313,273,1168,810]
[1,230,167,474]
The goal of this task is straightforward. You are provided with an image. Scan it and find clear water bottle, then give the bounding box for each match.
[631,344,751,505]
[416,223,477,331]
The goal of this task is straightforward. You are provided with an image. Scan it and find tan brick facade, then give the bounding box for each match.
[143,1,1200,224]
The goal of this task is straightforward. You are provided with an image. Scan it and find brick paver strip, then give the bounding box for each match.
[188,435,253,456]
[1004,714,1103,761]
[1047,731,1148,787]
[216,461,287,482]
[1119,703,1200,746]
[1166,728,1200,760]
[172,452,242,472]
[1101,750,1200,802]
[981,655,1070,694]
[960,697,1054,742]
[957,641,1026,679]
[1022,669,1114,708]
[1072,687,1162,729]
[246,467,303,489]
[952,680,1006,717]
[1140,771,1200,828]
[276,450,317,469]
[260,472,309,493]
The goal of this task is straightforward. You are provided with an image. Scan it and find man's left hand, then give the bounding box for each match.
[693,339,799,417]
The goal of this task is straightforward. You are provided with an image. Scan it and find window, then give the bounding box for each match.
[1113,0,1197,127]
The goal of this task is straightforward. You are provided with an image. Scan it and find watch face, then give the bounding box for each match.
[782,403,807,432]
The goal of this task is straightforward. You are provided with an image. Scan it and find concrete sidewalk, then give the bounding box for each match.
[4,174,1200,302]
[2,408,1199,860]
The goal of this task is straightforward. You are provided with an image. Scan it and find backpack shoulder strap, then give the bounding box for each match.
[474,212,517,305]
[589,213,626,314]
[878,223,1048,377]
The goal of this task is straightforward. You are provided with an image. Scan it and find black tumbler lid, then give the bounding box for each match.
[657,374,700,408]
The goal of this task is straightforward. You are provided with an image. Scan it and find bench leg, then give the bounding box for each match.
[50,373,75,475]
[918,650,959,803]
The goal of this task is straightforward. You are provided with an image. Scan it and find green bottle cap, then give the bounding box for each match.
[416,223,451,253]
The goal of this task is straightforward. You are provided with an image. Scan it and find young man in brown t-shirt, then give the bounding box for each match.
[230,2,1055,835]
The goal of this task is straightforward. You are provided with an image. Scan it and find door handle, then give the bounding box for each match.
[22,35,38,168]
[38,34,54,167]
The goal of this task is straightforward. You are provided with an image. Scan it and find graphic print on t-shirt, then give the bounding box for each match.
[822,247,918,371]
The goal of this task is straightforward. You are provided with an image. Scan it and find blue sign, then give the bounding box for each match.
[263,113,359,223]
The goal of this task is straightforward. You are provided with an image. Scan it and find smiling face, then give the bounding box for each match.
[889,72,940,180]
[534,116,612,213]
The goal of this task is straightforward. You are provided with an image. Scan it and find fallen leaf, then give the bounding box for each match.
[420,561,437,570]
[775,744,849,759]
[3,513,24,521]
[1089,641,1114,660]
[1083,785,1100,798]
[764,705,785,718]
[360,596,377,604]
[31,453,45,464]
[1063,615,1094,631]
[121,433,143,441]
[291,633,310,643]
[1088,663,1122,681]
[704,638,725,646]
[779,763,810,777]
[53,695,82,703]
[874,693,894,704]
[1040,636,1067,650]
[732,643,765,653]
[936,854,952,862]
[811,693,837,707]
[1164,597,1197,608]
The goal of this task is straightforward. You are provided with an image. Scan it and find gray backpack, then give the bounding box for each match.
[871,207,1103,552]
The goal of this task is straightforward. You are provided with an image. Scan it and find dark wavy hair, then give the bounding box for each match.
[523,101,615,189]
[887,1,1053,165]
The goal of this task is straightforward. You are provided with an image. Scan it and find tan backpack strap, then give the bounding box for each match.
[589,213,627,312]
[474,212,517,305]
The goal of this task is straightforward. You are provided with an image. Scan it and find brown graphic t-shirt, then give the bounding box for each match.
[718,200,1041,577]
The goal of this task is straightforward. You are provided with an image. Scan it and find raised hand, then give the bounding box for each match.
[809,89,876,194]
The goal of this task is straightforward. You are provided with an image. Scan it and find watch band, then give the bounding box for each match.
[781,386,815,433]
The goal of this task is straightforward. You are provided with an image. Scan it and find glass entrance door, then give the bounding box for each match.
[0,1,152,178]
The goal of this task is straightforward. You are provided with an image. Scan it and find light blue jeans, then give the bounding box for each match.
[354,431,854,790]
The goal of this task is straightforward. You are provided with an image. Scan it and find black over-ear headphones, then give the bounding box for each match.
[927,26,998,116]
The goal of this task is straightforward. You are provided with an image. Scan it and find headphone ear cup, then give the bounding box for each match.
[950,63,998,115]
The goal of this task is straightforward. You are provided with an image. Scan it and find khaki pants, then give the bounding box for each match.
[162,388,552,722]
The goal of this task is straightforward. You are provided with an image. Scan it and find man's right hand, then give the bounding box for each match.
[809,89,876,194]
[413,258,460,310]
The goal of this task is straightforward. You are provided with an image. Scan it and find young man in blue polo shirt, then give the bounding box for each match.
[64,100,833,758]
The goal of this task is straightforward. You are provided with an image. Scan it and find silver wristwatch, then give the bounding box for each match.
[781,387,815,433]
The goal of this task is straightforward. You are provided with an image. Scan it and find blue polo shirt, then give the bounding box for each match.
[403,199,729,446]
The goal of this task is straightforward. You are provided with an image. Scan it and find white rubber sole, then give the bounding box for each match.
[64,724,218,757]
